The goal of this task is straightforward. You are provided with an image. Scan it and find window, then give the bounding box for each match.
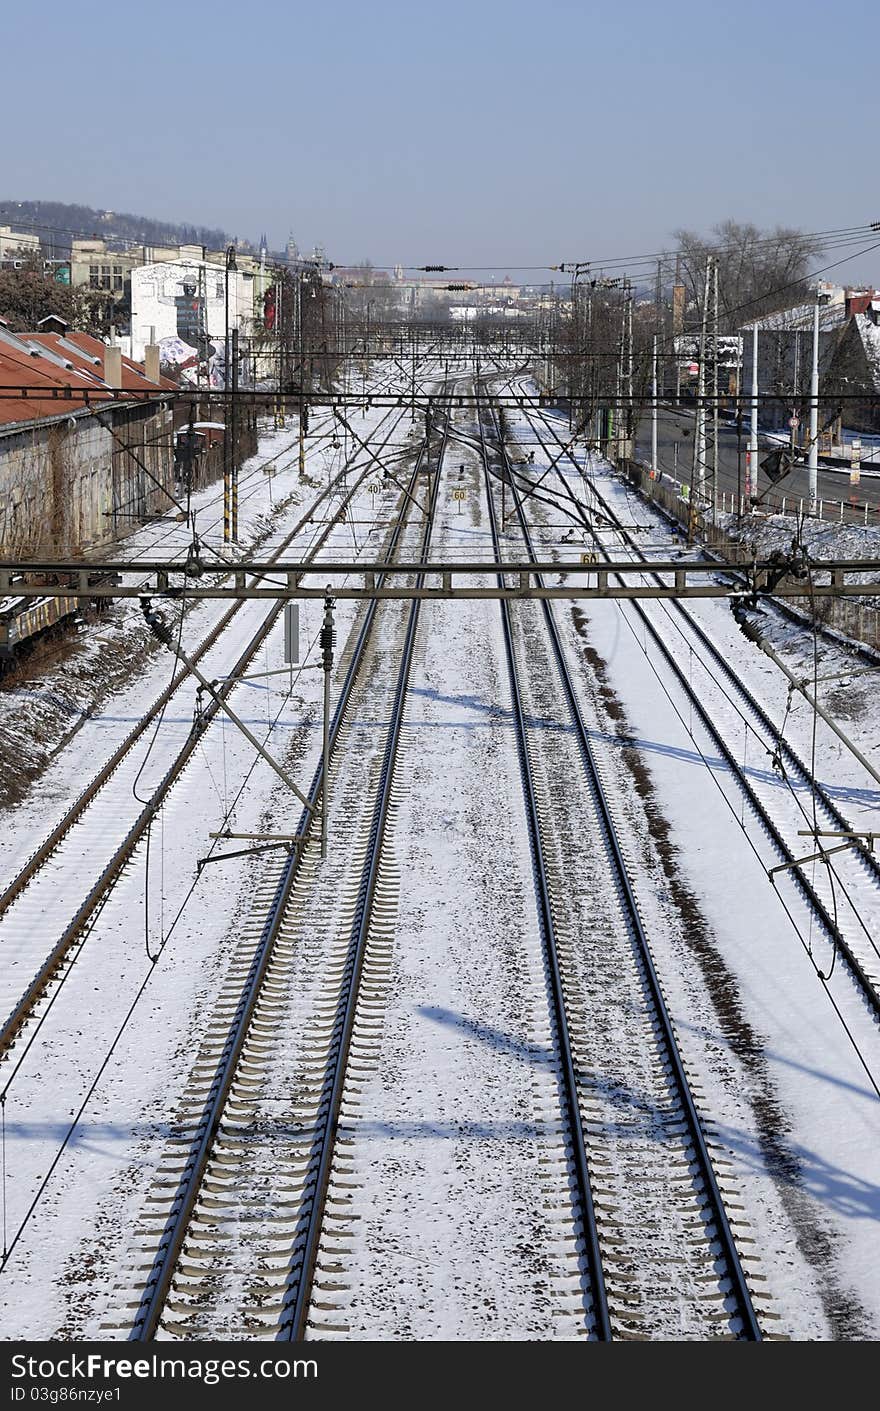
[89,264,100,289]
[216,282,223,299]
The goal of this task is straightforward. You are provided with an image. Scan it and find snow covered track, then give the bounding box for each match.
[478,389,768,1339]
[4,355,878,1341]
[0,407,408,1062]
[117,404,449,1340]
[518,397,880,1026]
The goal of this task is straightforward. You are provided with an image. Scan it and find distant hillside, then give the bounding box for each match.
[0,200,254,256]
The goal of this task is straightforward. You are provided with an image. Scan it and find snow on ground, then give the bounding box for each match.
[0,389,419,805]
[718,508,880,578]
[309,429,586,1339]
[0,416,316,804]
[567,576,880,1337]
[0,373,428,1337]
[2,366,880,1340]
[506,399,880,1336]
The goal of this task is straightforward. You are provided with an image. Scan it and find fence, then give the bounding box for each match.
[621,459,880,653]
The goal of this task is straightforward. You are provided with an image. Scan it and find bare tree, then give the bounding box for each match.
[667,221,825,330]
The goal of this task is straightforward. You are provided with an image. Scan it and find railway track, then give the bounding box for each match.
[511,390,880,1022]
[118,361,419,565]
[0,401,414,1062]
[114,392,451,1340]
[476,383,768,1339]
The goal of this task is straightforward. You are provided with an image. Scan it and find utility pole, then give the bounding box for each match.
[231,328,239,542]
[614,317,622,462]
[625,280,633,459]
[748,323,759,500]
[808,297,820,513]
[710,258,719,523]
[673,252,683,406]
[275,274,285,429]
[690,253,712,538]
[651,335,658,477]
[320,593,335,860]
[223,244,236,541]
[298,273,306,480]
[591,357,600,452]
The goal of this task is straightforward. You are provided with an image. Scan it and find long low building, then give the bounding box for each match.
[0,321,176,557]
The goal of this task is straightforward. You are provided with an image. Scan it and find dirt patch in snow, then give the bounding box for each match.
[0,609,161,809]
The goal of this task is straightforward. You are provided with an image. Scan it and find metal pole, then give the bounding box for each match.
[711,260,719,523]
[320,594,335,860]
[809,298,820,513]
[651,335,658,475]
[142,603,314,812]
[736,405,743,517]
[674,258,682,408]
[275,274,285,428]
[748,322,759,500]
[691,254,711,508]
[224,258,231,542]
[625,281,633,456]
[615,308,623,462]
[231,328,239,542]
[299,275,306,479]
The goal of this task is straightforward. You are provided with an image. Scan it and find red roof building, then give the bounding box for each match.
[0,326,177,557]
[0,325,176,429]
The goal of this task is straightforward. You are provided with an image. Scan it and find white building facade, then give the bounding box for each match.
[130,259,254,373]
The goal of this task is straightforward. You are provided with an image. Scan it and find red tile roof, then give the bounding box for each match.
[0,328,176,429]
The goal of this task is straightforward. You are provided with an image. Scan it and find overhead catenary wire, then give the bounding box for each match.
[0,375,428,1273]
[511,387,880,1095]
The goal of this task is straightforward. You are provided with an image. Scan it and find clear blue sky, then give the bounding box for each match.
[5,0,879,284]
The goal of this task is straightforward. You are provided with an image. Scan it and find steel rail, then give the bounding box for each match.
[481,382,764,1340]
[474,389,611,1341]
[129,392,447,1341]
[515,392,880,1020]
[282,402,449,1340]
[512,387,880,871]
[0,408,400,917]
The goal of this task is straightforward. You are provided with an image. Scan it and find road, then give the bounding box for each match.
[635,408,880,514]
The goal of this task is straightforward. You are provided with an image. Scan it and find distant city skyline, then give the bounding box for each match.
[5,0,879,289]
